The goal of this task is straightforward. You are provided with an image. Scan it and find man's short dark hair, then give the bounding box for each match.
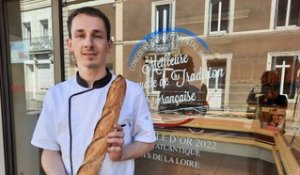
[67,7,111,41]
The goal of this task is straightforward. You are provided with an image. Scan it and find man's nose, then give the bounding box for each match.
[84,36,93,48]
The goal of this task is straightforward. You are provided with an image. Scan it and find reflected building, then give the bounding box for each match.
[20,0,54,111]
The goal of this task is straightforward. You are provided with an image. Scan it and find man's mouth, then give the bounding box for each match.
[83,52,97,56]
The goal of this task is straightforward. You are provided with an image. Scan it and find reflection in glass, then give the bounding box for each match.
[6,0,54,174]
[210,0,229,33]
[276,0,300,27]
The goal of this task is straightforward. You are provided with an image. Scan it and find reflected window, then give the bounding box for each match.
[276,0,300,27]
[151,1,175,52]
[154,3,172,32]
[22,22,31,41]
[209,0,230,33]
[271,55,300,99]
[40,19,49,37]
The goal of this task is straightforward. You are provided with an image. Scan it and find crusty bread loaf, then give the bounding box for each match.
[77,75,127,175]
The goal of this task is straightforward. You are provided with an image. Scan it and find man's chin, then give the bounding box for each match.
[86,64,101,69]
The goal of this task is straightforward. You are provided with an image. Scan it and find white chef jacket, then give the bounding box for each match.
[31,71,156,175]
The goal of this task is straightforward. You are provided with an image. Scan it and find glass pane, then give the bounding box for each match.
[157,4,171,32]
[221,0,229,31]
[210,0,220,31]
[277,0,288,26]
[5,0,54,174]
[54,1,300,175]
[122,1,300,174]
[272,56,299,99]
[289,0,300,26]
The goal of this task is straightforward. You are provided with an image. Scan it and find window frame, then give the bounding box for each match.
[267,52,300,101]
[274,0,300,30]
[151,0,175,33]
[207,0,233,35]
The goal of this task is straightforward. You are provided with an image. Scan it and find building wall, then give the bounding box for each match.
[123,0,152,41]
[175,0,205,35]
[234,0,272,32]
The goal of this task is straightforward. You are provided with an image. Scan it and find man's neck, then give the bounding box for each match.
[78,68,107,88]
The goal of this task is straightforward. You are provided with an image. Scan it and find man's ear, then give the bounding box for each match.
[66,37,73,52]
[107,40,113,53]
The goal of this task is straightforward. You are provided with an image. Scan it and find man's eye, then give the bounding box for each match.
[94,35,104,38]
[75,34,85,38]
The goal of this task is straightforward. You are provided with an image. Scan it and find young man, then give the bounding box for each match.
[31,7,156,175]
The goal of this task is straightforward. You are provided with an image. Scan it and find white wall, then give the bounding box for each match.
[0,96,6,175]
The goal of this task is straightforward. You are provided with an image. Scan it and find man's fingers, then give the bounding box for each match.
[113,124,124,131]
[107,130,124,138]
[107,137,124,145]
[107,146,122,152]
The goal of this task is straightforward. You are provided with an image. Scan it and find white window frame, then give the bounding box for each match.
[267,52,300,101]
[205,0,234,35]
[274,0,300,30]
[151,0,175,32]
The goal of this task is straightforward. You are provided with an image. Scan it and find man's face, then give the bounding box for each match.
[273,114,284,124]
[67,14,112,71]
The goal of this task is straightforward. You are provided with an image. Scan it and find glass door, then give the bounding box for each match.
[3,0,56,174]
[207,59,226,109]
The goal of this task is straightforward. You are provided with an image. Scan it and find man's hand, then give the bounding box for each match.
[107,124,155,162]
[107,124,125,161]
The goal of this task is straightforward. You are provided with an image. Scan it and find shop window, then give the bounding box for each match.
[276,0,300,28]
[209,0,230,34]
[271,55,300,99]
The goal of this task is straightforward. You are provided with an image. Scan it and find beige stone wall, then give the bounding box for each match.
[175,0,205,35]
[123,0,152,41]
[234,0,272,31]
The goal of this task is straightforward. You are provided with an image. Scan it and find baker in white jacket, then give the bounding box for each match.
[31,6,156,175]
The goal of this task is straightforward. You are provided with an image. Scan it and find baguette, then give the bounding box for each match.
[77,75,127,175]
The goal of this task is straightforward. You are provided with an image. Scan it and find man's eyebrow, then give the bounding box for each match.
[92,29,105,34]
[73,29,105,34]
[74,29,85,33]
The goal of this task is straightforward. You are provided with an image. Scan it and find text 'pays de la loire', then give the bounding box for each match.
[143,153,200,168]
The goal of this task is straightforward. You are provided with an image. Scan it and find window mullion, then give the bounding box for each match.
[218,1,222,32]
[155,10,159,32]
[285,0,291,26]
